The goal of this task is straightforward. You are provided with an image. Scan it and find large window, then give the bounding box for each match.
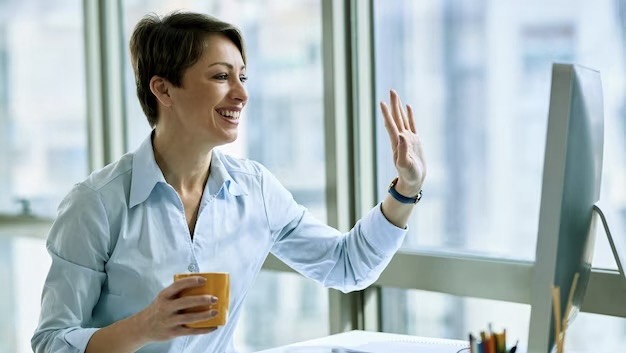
[0,1,87,352]
[374,0,626,351]
[0,0,87,218]
[122,1,329,351]
[3,1,626,352]
[374,0,625,260]
[382,288,531,346]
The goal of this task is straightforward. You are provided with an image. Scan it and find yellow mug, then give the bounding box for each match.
[173,272,230,328]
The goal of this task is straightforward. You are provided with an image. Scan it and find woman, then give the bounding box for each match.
[32,11,426,353]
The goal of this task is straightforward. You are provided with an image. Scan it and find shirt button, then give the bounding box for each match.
[188,264,197,272]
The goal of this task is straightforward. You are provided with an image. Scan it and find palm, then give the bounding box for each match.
[380,90,426,193]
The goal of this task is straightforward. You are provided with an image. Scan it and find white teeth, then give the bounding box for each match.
[217,110,240,119]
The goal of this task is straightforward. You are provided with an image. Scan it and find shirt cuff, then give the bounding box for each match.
[361,202,408,256]
[64,327,100,353]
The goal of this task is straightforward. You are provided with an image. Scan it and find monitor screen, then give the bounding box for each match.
[527,63,604,353]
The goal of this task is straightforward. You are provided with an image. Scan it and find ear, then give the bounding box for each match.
[149,76,173,108]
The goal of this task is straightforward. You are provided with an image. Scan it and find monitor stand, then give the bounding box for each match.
[593,203,626,280]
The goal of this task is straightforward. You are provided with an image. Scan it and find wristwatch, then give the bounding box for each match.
[388,177,422,204]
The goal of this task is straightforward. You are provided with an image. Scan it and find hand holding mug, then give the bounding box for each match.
[133,276,219,342]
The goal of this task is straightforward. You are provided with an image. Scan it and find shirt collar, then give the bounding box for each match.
[129,132,247,208]
[206,149,248,197]
[129,132,167,208]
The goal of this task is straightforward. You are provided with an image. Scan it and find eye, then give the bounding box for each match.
[213,73,228,80]
[239,75,248,84]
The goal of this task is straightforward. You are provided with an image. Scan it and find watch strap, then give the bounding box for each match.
[388,177,422,204]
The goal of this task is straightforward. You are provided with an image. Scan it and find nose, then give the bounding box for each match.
[229,78,248,103]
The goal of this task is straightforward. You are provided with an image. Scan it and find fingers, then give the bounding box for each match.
[172,309,219,326]
[406,103,425,160]
[140,278,224,342]
[395,93,411,132]
[383,90,414,133]
[174,325,218,336]
[407,104,416,133]
[380,101,399,147]
[397,134,410,166]
[160,276,206,299]
[390,90,406,131]
[171,295,218,312]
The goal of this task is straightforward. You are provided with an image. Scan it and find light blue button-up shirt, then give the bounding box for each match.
[32,134,407,353]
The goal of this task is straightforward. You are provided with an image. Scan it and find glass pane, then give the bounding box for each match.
[233,271,329,352]
[374,0,626,261]
[0,1,85,352]
[566,312,626,352]
[382,288,626,352]
[376,1,626,350]
[0,235,50,353]
[0,0,87,218]
[382,288,531,352]
[121,1,328,350]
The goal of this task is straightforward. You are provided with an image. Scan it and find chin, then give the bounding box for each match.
[213,133,238,146]
[225,132,238,143]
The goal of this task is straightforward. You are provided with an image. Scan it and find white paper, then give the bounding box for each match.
[354,341,468,353]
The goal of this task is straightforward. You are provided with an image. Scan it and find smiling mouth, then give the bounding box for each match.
[216,109,241,121]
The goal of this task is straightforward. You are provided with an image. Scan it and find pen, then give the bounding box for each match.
[509,339,519,353]
[493,332,499,353]
[495,332,506,353]
[488,325,496,353]
[469,333,475,353]
[488,323,494,353]
[488,335,496,353]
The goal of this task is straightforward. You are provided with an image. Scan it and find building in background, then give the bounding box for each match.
[0,0,625,352]
[375,0,626,351]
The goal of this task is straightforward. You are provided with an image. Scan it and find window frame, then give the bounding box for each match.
[348,0,626,336]
[1,0,625,346]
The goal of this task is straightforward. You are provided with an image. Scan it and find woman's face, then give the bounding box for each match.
[167,34,248,146]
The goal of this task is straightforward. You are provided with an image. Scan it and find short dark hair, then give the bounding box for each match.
[129,11,246,127]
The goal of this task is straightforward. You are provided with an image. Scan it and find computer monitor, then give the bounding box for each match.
[527,63,604,353]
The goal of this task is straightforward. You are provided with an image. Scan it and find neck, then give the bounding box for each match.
[152,127,213,193]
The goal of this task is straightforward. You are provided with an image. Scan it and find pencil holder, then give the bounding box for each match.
[550,272,580,353]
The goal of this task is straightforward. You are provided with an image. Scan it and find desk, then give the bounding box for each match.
[255,330,469,353]
[255,331,600,353]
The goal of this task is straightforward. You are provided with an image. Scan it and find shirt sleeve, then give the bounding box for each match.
[31,184,110,353]
[257,163,408,293]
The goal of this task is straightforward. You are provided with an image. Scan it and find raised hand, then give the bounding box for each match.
[380,90,426,198]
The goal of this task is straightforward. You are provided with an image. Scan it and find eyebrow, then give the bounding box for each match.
[208,62,246,70]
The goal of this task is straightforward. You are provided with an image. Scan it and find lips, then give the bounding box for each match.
[216,109,240,119]
[215,109,240,125]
